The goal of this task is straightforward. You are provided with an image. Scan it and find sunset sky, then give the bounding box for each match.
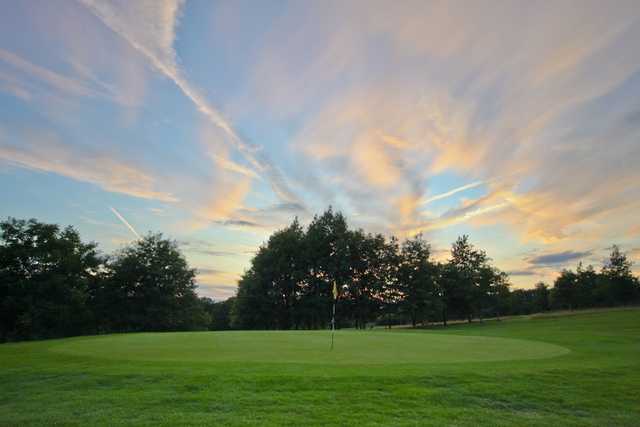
[1,0,639,299]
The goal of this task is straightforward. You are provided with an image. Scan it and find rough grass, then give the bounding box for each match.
[1,308,639,426]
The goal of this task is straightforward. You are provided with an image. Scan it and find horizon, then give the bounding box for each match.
[1,0,639,299]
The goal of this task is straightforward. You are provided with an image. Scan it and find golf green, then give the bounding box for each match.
[2,308,639,426]
[50,330,569,365]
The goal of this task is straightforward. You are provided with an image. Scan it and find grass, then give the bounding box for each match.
[1,307,639,426]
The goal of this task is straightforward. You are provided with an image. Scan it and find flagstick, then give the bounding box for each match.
[330,299,336,351]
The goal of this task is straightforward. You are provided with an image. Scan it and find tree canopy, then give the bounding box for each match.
[1,213,638,341]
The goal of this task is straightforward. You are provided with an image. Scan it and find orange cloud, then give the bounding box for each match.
[0,131,177,202]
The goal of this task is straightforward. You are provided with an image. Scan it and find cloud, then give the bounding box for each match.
[190,177,252,229]
[197,267,224,276]
[0,48,96,97]
[79,0,304,208]
[208,152,260,179]
[0,47,146,111]
[506,270,538,277]
[0,130,178,202]
[216,219,262,228]
[238,0,640,244]
[197,283,237,300]
[196,268,241,298]
[528,250,593,266]
[178,239,237,257]
[628,248,640,261]
[0,70,32,101]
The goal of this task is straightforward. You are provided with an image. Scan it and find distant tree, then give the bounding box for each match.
[601,245,639,305]
[94,234,208,332]
[532,282,550,312]
[574,263,599,308]
[552,269,577,310]
[0,218,101,341]
[397,234,439,327]
[379,236,401,328]
[232,263,274,329]
[202,297,236,330]
[446,235,489,322]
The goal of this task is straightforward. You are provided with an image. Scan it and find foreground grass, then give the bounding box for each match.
[1,308,639,426]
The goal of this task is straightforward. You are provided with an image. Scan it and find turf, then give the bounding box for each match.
[1,308,639,426]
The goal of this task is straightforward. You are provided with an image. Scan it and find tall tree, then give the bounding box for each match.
[601,245,639,305]
[397,234,438,327]
[552,269,577,310]
[446,235,488,322]
[302,208,351,329]
[0,218,101,341]
[532,282,551,312]
[94,234,208,332]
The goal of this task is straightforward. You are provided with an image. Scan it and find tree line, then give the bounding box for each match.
[1,212,638,341]
[0,218,209,341]
[229,208,640,329]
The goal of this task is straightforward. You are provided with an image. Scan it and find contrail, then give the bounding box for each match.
[109,206,141,239]
[79,0,303,208]
[421,181,485,206]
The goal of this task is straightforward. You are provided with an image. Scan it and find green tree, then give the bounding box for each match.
[552,269,577,310]
[232,219,306,330]
[532,282,550,312]
[202,297,236,330]
[95,234,208,332]
[446,235,488,322]
[397,234,439,327]
[601,245,639,305]
[0,218,101,341]
[302,208,350,329]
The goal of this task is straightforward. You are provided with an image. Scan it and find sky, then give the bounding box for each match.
[1,0,639,299]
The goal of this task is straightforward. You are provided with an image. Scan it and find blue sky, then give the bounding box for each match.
[1,0,640,299]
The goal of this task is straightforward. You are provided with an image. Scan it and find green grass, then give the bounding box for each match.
[1,308,639,426]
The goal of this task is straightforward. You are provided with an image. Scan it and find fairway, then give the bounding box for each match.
[1,308,639,426]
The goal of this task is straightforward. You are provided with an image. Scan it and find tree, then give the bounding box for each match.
[302,208,351,329]
[397,234,438,327]
[232,264,274,329]
[202,297,236,330]
[574,263,599,308]
[0,218,101,341]
[232,219,307,330]
[532,282,550,312]
[446,235,488,322]
[379,236,401,328]
[552,269,577,310]
[601,245,639,305]
[94,234,208,332]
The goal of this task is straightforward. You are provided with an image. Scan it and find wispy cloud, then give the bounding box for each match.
[0,129,177,202]
[208,153,260,179]
[178,239,237,257]
[0,48,95,97]
[79,0,303,208]
[506,270,538,276]
[527,250,592,266]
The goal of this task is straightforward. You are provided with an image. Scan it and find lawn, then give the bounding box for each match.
[1,307,639,426]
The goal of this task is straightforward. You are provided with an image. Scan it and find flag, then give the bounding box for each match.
[332,282,338,300]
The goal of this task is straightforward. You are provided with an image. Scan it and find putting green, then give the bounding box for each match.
[50,330,569,365]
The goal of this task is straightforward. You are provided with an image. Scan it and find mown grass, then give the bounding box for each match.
[1,307,638,426]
